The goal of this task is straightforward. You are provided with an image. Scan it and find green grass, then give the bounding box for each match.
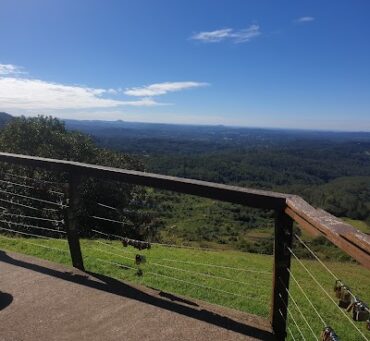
[342,217,370,234]
[1,235,369,340]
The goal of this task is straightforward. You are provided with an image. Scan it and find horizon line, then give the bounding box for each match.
[2,112,370,133]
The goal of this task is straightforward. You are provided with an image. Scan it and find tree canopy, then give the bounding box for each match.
[0,116,161,240]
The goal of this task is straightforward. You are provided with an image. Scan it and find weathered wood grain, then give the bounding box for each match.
[286,196,370,270]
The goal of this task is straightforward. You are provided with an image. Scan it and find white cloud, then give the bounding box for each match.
[295,16,315,23]
[0,63,24,75]
[0,77,164,110]
[124,81,209,97]
[191,25,261,43]
[191,29,234,43]
[0,64,207,114]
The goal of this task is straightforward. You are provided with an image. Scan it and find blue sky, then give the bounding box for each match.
[0,0,369,131]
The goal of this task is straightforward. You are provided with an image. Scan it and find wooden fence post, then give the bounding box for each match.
[64,172,85,271]
[271,209,293,340]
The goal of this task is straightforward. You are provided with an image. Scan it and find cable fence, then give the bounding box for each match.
[0,154,369,341]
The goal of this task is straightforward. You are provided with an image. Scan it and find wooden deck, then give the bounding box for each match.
[0,250,274,341]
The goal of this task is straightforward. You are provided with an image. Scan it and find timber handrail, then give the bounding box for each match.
[0,152,368,268]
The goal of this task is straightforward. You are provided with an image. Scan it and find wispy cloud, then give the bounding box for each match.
[124,81,209,97]
[0,64,207,113]
[295,16,315,23]
[0,77,164,110]
[191,25,261,43]
[0,63,24,75]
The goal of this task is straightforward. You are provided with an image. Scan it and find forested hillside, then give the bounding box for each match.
[64,118,370,254]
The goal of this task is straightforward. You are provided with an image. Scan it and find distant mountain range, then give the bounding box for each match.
[1,113,369,143]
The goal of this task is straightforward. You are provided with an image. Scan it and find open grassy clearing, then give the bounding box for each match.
[0,235,369,340]
[342,218,370,234]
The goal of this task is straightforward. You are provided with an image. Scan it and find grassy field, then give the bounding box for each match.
[342,218,370,234]
[0,235,369,340]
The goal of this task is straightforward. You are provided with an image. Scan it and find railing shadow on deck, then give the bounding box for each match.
[0,250,274,340]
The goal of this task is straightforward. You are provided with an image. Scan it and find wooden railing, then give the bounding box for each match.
[0,152,369,340]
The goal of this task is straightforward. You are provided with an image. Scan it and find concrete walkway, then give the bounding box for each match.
[0,250,274,341]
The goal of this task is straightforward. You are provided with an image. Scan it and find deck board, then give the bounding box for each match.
[0,251,274,341]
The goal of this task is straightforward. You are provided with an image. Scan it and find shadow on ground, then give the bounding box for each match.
[0,291,13,311]
[0,250,274,340]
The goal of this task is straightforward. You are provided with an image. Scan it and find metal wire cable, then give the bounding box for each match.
[91,215,125,225]
[92,224,222,253]
[83,251,267,311]
[0,224,57,239]
[279,309,297,341]
[145,269,265,302]
[150,260,269,292]
[0,179,33,189]
[97,202,118,211]
[0,188,65,207]
[0,227,67,243]
[0,178,64,196]
[0,226,67,242]
[0,219,65,234]
[4,172,64,187]
[162,258,272,275]
[0,233,69,254]
[94,246,136,261]
[288,247,369,341]
[294,234,340,280]
[95,244,268,293]
[278,278,318,340]
[96,240,144,255]
[288,327,297,341]
[93,227,214,253]
[287,268,326,327]
[93,234,272,277]
[150,241,222,252]
[93,229,152,248]
[0,197,41,211]
[92,229,122,240]
[89,255,138,271]
[42,207,60,213]
[294,233,370,317]
[0,212,63,224]
[294,234,362,305]
[279,293,307,341]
